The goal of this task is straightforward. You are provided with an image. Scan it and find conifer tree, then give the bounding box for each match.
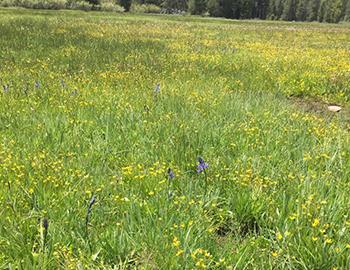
[345,0,350,20]
[162,0,188,11]
[306,0,320,21]
[240,0,254,18]
[282,0,297,20]
[207,0,223,16]
[189,0,207,14]
[296,0,308,20]
[119,0,132,11]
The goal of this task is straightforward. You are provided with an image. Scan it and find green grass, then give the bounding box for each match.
[0,8,350,269]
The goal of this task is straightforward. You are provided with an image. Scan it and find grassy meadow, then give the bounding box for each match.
[1,8,350,269]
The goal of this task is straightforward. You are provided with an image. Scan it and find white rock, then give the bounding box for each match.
[328,105,342,112]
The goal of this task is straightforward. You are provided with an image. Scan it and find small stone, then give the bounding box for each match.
[328,105,342,112]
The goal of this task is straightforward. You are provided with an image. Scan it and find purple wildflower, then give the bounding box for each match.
[86,194,96,226]
[70,89,78,96]
[43,218,49,230]
[197,157,208,173]
[88,195,96,210]
[23,84,29,95]
[60,80,67,88]
[35,81,40,89]
[144,105,150,113]
[154,83,160,94]
[3,84,9,93]
[167,168,175,180]
[43,218,49,244]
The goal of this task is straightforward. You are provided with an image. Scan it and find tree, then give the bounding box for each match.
[231,0,241,18]
[122,0,350,22]
[344,0,350,20]
[162,0,188,11]
[255,0,270,19]
[327,0,345,22]
[296,0,308,20]
[240,0,254,18]
[221,0,234,17]
[306,0,320,21]
[268,0,284,19]
[319,0,342,23]
[146,0,163,4]
[189,0,207,14]
[318,0,327,22]
[207,0,223,16]
[119,0,132,11]
[85,0,100,6]
[282,0,297,20]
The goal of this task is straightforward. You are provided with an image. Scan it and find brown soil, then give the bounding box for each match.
[288,96,350,125]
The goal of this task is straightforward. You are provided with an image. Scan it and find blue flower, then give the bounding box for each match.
[43,218,49,231]
[167,168,175,179]
[35,81,40,89]
[154,83,160,94]
[70,89,78,96]
[3,84,9,93]
[86,195,96,227]
[60,80,67,88]
[88,195,96,209]
[197,157,208,173]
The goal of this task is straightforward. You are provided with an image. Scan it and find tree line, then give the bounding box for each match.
[119,0,350,23]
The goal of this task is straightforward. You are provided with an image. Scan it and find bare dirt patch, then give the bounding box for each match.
[289,96,350,125]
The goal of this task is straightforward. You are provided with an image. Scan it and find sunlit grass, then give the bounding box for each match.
[0,8,350,269]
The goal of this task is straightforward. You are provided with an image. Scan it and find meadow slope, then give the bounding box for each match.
[0,9,350,269]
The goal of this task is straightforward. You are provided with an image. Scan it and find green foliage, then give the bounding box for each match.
[207,0,220,15]
[188,0,207,14]
[162,0,187,11]
[134,0,163,5]
[221,0,234,18]
[0,0,124,11]
[296,0,307,20]
[0,9,350,269]
[306,0,320,21]
[269,0,285,19]
[86,0,99,6]
[207,0,222,16]
[68,0,95,10]
[240,0,254,19]
[119,0,131,11]
[0,0,67,9]
[130,3,161,13]
[282,0,296,20]
[0,0,348,22]
[345,0,350,20]
[100,0,125,11]
[326,0,344,23]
